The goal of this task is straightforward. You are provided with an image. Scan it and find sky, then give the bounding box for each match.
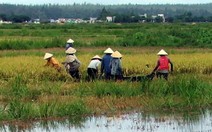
[0,0,212,5]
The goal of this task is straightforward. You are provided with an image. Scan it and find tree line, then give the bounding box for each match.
[0,3,212,23]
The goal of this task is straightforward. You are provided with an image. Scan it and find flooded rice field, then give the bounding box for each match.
[1,110,212,132]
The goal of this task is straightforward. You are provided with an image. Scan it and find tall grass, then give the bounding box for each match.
[7,99,35,120]
[0,74,211,121]
[140,74,212,110]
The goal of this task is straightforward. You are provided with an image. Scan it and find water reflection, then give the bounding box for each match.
[0,110,212,132]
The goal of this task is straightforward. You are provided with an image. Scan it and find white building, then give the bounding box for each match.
[89,17,97,23]
[106,16,113,22]
[158,14,165,22]
[139,13,147,18]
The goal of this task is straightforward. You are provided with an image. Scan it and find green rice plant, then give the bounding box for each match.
[56,100,90,117]
[8,75,29,98]
[7,99,35,120]
[38,102,57,118]
[141,75,212,110]
[0,105,9,120]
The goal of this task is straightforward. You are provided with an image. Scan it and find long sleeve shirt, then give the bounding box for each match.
[64,54,81,71]
[45,57,61,71]
[101,54,112,74]
[110,58,122,75]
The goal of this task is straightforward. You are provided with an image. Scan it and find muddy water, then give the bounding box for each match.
[1,110,212,132]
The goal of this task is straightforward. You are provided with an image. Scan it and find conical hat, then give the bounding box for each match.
[92,55,101,60]
[65,47,76,54]
[157,49,168,56]
[111,51,122,58]
[104,48,114,54]
[44,53,53,60]
[67,38,74,43]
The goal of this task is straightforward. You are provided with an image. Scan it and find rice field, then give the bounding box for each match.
[0,47,211,122]
[0,23,211,121]
[0,47,211,81]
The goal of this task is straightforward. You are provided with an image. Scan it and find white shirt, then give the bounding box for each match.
[87,59,101,69]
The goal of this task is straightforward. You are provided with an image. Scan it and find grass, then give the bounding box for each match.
[0,23,212,49]
[0,73,211,121]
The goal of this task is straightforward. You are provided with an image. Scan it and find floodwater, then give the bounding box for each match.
[1,110,212,132]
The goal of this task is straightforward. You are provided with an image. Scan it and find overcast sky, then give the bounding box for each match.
[0,0,212,5]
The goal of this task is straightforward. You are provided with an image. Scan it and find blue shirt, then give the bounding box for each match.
[65,43,73,50]
[101,54,112,74]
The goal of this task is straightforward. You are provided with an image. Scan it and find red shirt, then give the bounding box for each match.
[158,56,169,70]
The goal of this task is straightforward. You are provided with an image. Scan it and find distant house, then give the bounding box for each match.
[50,19,56,23]
[139,13,147,18]
[106,16,113,22]
[151,15,157,22]
[90,17,97,23]
[106,16,116,22]
[58,18,66,23]
[33,19,40,24]
[158,14,165,22]
[0,20,12,24]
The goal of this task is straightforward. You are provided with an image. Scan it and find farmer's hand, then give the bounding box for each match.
[151,71,155,75]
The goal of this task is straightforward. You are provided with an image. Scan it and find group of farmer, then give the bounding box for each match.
[43,38,173,81]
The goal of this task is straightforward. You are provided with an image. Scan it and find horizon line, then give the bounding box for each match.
[0,2,212,6]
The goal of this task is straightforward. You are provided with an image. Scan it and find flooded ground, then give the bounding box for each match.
[1,110,212,132]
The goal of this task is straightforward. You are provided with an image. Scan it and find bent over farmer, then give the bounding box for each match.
[43,53,61,72]
[87,55,102,81]
[63,47,81,81]
[110,51,123,81]
[101,47,114,80]
[152,49,173,80]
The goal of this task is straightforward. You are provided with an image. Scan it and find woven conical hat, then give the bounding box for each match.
[111,51,122,58]
[67,38,74,43]
[92,55,101,60]
[157,49,168,56]
[104,48,114,54]
[44,53,53,60]
[65,47,76,54]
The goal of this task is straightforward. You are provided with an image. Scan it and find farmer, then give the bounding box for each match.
[65,38,74,50]
[152,49,173,80]
[43,53,61,72]
[101,47,114,80]
[87,55,102,81]
[110,51,123,81]
[63,47,81,80]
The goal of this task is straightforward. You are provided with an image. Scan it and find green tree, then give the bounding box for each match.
[98,7,110,20]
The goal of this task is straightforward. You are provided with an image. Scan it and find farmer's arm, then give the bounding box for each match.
[152,60,160,73]
[169,59,173,72]
[44,59,51,66]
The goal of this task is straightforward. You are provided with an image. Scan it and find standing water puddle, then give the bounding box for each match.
[1,110,212,132]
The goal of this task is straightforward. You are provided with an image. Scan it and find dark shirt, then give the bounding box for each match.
[65,43,73,50]
[101,54,112,74]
